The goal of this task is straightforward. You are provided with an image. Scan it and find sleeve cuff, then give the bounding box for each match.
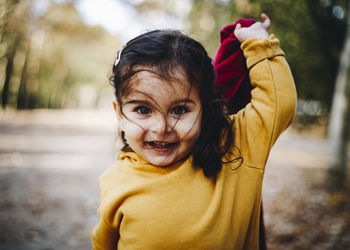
[241,34,285,69]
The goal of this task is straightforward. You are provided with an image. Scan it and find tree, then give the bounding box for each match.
[0,1,121,109]
[327,0,350,189]
[0,0,23,108]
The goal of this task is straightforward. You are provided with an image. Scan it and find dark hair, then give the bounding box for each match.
[110,29,234,177]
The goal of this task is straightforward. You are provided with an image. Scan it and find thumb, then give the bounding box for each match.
[235,23,242,30]
[234,23,242,37]
[261,13,271,30]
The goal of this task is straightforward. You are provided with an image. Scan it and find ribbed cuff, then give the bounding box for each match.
[241,34,285,69]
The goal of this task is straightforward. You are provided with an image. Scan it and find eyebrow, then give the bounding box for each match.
[173,99,196,105]
[123,98,196,106]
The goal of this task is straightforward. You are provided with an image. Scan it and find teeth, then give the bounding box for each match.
[148,141,176,148]
[153,142,168,146]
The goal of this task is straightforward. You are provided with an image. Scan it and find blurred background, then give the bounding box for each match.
[0,0,349,249]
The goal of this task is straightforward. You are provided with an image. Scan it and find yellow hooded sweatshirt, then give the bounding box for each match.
[92,35,297,250]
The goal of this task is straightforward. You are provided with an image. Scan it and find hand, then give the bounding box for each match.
[234,13,271,43]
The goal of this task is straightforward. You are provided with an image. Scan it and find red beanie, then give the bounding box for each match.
[213,19,255,114]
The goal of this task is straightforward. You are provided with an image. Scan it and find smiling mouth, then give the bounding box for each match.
[146,141,177,149]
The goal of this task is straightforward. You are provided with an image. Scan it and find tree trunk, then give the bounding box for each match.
[327,0,350,190]
[1,50,15,108]
[17,43,29,109]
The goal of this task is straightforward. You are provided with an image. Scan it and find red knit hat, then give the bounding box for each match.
[213,19,255,114]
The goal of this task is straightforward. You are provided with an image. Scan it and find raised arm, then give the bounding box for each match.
[232,15,297,169]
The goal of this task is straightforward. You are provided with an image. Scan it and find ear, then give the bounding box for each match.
[112,100,118,112]
[113,100,122,116]
[113,100,124,130]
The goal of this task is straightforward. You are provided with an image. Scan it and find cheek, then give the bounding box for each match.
[178,115,202,139]
[121,120,146,140]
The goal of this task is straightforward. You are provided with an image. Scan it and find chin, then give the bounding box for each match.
[141,153,175,167]
[148,158,175,167]
[148,154,189,167]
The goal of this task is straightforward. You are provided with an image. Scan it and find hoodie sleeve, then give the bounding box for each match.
[232,35,297,170]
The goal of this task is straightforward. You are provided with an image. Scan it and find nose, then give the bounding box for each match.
[151,115,171,135]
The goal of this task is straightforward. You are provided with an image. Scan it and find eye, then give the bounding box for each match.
[135,106,151,114]
[171,106,188,115]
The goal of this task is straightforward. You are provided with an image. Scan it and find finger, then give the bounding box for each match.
[235,23,242,30]
[261,13,271,30]
[234,23,242,38]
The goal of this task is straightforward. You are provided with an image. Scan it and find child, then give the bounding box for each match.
[92,14,296,249]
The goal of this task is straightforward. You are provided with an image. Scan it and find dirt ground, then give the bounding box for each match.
[0,109,349,250]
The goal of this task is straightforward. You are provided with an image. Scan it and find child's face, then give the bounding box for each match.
[117,70,202,167]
